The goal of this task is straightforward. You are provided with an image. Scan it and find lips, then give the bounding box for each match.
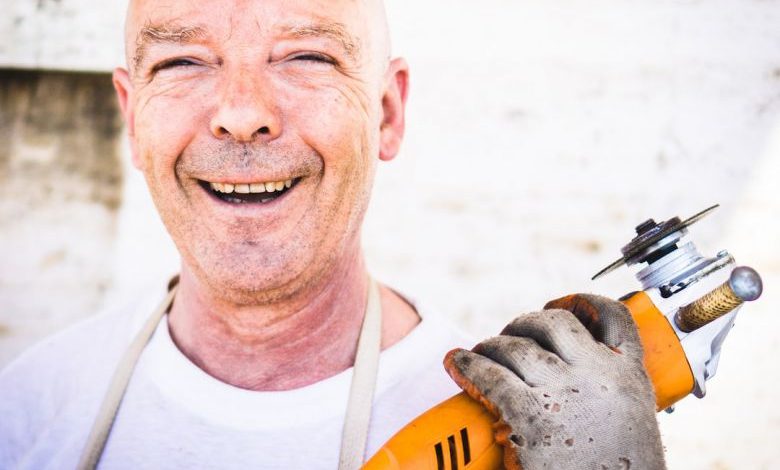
[200,178,300,204]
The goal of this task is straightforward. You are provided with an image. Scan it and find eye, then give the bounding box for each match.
[290,53,336,65]
[151,58,199,73]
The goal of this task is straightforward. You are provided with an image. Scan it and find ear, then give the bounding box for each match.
[379,58,409,162]
[112,67,143,169]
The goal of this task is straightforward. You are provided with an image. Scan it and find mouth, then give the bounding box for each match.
[199,177,301,204]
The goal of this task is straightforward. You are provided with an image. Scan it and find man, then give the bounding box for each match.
[0,0,665,468]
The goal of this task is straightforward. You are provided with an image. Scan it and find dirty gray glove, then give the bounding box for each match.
[444,294,666,470]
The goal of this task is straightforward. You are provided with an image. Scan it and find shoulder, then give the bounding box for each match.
[396,293,475,358]
[0,289,162,464]
[376,295,475,395]
[368,298,475,452]
[0,290,156,388]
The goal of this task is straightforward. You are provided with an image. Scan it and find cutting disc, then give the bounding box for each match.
[591,204,719,280]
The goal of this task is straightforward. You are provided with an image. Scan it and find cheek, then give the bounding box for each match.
[293,89,379,234]
[133,80,213,176]
[284,82,380,170]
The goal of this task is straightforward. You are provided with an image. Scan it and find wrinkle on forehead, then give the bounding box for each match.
[124,0,391,71]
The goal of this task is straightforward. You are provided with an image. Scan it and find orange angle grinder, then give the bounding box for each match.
[363,204,764,470]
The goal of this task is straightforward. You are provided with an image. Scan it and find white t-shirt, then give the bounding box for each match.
[0,289,473,469]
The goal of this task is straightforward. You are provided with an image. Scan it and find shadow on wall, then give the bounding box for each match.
[0,69,123,366]
[0,69,123,209]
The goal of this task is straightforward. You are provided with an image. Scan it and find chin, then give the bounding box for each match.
[185,242,330,305]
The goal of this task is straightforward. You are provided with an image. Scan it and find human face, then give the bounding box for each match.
[113,0,408,303]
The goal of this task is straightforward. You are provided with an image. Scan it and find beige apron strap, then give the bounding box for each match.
[76,284,178,470]
[338,279,383,470]
[77,276,382,470]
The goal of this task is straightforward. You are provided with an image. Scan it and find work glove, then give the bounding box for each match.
[444,294,666,470]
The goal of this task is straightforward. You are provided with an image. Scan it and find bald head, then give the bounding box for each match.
[124,0,392,79]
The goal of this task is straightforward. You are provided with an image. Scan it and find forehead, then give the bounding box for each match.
[127,0,369,48]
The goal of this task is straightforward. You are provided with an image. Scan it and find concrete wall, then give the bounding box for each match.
[0,69,123,364]
[1,1,779,468]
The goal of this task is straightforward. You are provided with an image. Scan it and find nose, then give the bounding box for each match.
[210,72,281,142]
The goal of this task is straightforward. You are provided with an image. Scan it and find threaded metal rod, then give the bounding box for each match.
[675,266,763,333]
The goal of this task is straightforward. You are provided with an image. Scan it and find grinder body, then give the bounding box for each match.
[362,291,692,470]
[363,206,761,470]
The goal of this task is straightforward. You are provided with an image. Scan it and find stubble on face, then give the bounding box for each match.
[122,0,394,306]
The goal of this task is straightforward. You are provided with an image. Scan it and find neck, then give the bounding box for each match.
[167,249,420,391]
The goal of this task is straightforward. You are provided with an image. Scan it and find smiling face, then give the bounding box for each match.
[114,0,408,304]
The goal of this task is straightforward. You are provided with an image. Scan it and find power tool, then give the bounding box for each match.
[363,204,763,470]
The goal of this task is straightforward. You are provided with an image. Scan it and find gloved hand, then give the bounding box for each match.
[444,294,666,470]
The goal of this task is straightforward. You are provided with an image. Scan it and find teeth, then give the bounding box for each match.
[209,179,295,194]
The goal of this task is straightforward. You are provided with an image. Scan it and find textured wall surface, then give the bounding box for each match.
[1,1,779,468]
[0,70,123,365]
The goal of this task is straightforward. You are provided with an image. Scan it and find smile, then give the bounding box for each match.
[200,178,300,204]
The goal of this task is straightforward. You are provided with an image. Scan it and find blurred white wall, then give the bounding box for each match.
[2,1,780,468]
[0,0,124,71]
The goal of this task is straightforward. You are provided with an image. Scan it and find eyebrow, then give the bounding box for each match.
[280,22,362,62]
[133,21,208,72]
[132,20,362,73]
